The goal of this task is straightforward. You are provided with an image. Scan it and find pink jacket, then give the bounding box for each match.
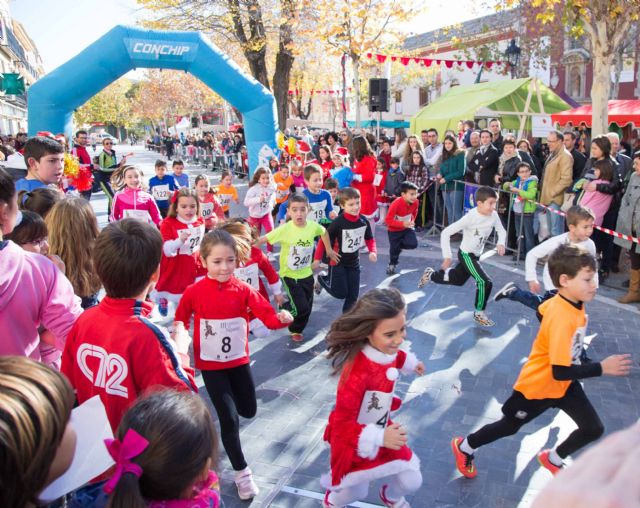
[110,186,162,225]
[0,240,83,361]
[579,179,614,226]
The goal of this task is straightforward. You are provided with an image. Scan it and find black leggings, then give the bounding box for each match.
[320,264,361,312]
[467,382,604,458]
[431,250,492,311]
[201,364,257,471]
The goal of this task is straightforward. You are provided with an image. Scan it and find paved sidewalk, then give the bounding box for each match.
[89,147,640,507]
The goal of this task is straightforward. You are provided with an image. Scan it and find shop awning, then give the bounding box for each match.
[551,100,640,128]
[347,120,410,129]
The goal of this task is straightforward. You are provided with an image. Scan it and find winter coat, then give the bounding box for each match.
[503,175,538,214]
[614,172,640,250]
[439,151,465,191]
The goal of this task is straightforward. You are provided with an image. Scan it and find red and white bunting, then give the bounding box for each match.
[365,52,504,69]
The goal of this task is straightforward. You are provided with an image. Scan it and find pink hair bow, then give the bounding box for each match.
[103,429,150,494]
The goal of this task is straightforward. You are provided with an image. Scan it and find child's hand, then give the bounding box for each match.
[352,174,362,182]
[172,321,191,354]
[601,354,633,376]
[528,280,542,294]
[415,361,426,376]
[179,231,190,242]
[440,258,452,270]
[369,252,377,263]
[277,310,294,323]
[383,423,408,450]
[329,210,338,219]
[328,249,341,263]
[439,177,446,185]
[494,174,501,184]
[403,220,414,229]
[274,293,285,306]
[311,260,321,271]
[497,245,506,256]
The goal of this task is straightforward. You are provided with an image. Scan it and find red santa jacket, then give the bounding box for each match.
[323,344,421,489]
[156,216,205,295]
[352,155,378,216]
[174,276,288,371]
[234,246,281,301]
[61,298,197,432]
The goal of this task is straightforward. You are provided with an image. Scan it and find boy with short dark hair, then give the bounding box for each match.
[172,159,189,188]
[324,177,339,210]
[385,181,419,275]
[451,244,631,478]
[61,218,197,432]
[384,157,405,201]
[15,136,65,192]
[149,159,178,218]
[276,164,337,224]
[313,187,377,312]
[418,186,506,326]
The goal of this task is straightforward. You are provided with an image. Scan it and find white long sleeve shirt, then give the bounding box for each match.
[243,183,277,218]
[524,233,597,291]
[440,208,506,259]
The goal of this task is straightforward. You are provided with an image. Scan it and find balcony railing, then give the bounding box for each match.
[1,23,41,79]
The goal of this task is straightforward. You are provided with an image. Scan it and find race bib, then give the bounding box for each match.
[373,173,383,186]
[307,201,326,222]
[200,202,214,219]
[276,188,290,200]
[218,193,231,206]
[342,226,367,253]
[152,185,170,201]
[570,316,588,365]
[199,317,247,362]
[395,214,412,223]
[295,186,305,194]
[123,209,151,223]
[287,245,314,271]
[234,263,260,290]
[357,390,393,428]
[177,225,205,255]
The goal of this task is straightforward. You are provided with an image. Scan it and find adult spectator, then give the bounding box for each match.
[615,152,640,303]
[517,138,542,175]
[71,130,94,200]
[326,131,340,154]
[351,136,378,225]
[97,137,128,214]
[464,130,480,177]
[539,129,573,236]
[462,120,475,148]
[423,128,443,173]
[497,138,522,184]
[163,133,175,160]
[562,130,587,182]
[14,132,27,153]
[423,128,444,227]
[608,132,633,183]
[437,134,465,224]
[467,129,499,187]
[339,129,355,162]
[391,128,408,158]
[400,135,424,172]
[489,118,504,154]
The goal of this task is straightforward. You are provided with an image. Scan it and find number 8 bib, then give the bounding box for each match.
[199,317,247,362]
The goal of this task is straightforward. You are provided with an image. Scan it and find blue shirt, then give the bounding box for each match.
[15,179,47,192]
[331,166,353,189]
[173,173,189,188]
[148,175,178,209]
[277,188,334,223]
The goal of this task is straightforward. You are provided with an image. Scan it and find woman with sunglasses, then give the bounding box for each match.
[97,138,130,214]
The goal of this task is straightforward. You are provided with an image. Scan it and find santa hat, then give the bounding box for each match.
[37,131,55,139]
[297,140,311,153]
[336,147,348,156]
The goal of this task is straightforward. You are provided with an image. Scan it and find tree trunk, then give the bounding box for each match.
[352,56,361,128]
[245,48,270,89]
[590,48,613,136]
[610,51,623,99]
[272,0,297,130]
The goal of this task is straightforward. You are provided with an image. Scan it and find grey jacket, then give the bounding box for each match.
[614,172,640,250]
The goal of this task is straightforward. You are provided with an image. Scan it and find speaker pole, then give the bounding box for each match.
[341,53,348,129]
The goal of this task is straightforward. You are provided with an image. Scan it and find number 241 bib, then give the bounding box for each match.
[199,317,247,362]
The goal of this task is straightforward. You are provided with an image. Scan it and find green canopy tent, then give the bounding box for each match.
[410,77,571,138]
[347,120,410,129]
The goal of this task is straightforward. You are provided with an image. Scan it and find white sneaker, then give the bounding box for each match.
[235,467,259,500]
[494,281,517,302]
[473,311,495,327]
[418,267,435,288]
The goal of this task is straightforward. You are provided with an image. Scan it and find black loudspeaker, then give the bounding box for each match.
[368,78,389,112]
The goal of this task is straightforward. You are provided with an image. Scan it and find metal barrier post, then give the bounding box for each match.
[425,179,442,236]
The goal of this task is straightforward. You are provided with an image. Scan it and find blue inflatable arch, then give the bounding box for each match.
[27,25,278,173]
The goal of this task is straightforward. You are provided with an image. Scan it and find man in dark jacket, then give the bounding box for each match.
[489,118,504,155]
[563,130,587,182]
[467,129,499,187]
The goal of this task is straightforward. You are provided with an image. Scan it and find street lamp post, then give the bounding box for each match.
[504,39,521,79]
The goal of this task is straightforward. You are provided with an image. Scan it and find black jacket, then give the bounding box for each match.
[570,149,587,182]
[467,144,499,187]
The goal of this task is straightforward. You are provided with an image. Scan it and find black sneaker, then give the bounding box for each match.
[386,264,397,275]
[493,281,516,302]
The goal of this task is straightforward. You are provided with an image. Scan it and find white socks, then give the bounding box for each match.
[460,438,475,455]
[548,448,563,466]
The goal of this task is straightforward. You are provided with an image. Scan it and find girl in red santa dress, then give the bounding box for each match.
[322,288,425,508]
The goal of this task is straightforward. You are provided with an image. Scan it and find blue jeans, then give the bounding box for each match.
[508,288,557,311]
[548,202,565,236]
[443,189,464,224]
[514,213,535,258]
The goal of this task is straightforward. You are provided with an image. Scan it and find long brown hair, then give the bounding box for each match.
[19,187,63,218]
[167,188,200,219]
[216,219,254,261]
[46,196,101,297]
[0,356,74,508]
[249,166,271,188]
[352,136,374,162]
[326,288,406,375]
[110,164,142,191]
[107,390,218,508]
[403,135,424,163]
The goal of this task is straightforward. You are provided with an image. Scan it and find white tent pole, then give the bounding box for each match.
[517,79,534,139]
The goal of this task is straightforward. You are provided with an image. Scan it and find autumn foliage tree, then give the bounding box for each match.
[74,79,136,139]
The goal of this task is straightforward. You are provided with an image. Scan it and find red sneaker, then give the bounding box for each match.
[451,437,477,478]
[379,484,410,507]
[537,449,563,475]
[322,490,335,507]
[290,332,303,342]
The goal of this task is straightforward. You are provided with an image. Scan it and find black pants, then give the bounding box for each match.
[467,382,604,459]
[282,275,314,333]
[159,207,168,219]
[388,228,418,266]
[201,364,257,471]
[431,250,492,311]
[319,264,361,313]
[599,207,619,272]
[94,170,115,214]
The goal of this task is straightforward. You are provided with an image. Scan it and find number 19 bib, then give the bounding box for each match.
[307,201,326,222]
[287,245,314,271]
[199,317,247,362]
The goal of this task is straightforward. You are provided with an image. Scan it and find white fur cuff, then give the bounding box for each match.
[357,424,384,459]
[400,351,419,375]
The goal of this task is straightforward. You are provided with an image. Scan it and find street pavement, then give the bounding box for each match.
[88,145,640,508]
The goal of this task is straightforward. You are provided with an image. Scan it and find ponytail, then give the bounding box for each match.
[107,473,146,508]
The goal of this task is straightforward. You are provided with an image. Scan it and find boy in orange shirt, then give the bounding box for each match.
[451,244,632,478]
[272,163,294,220]
[216,170,239,217]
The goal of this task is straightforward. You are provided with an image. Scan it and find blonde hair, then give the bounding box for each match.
[216,219,254,260]
[46,196,101,297]
[0,356,74,507]
[111,165,143,191]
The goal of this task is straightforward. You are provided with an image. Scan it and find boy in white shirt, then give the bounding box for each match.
[493,206,597,311]
[418,186,506,326]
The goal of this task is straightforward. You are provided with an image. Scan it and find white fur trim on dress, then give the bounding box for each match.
[357,424,384,459]
[268,280,282,296]
[321,452,421,491]
[399,351,418,375]
[362,344,397,365]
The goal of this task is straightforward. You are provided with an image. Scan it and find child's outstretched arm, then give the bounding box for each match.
[320,230,340,263]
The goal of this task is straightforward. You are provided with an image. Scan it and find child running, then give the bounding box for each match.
[263,193,339,342]
[216,170,239,218]
[149,159,178,218]
[273,163,294,220]
[494,206,597,311]
[243,167,277,253]
[451,244,632,479]
[172,159,189,188]
[418,186,506,327]
[105,390,221,508]
[277,164,337,225]
[195,174,224,231]
[155,188,205,317]
[322,288,424,508]
[314,187,377,313]
[174,229,293,500]
[110,165,162,225]
[385,182,419,275]
[290,159,306,193]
